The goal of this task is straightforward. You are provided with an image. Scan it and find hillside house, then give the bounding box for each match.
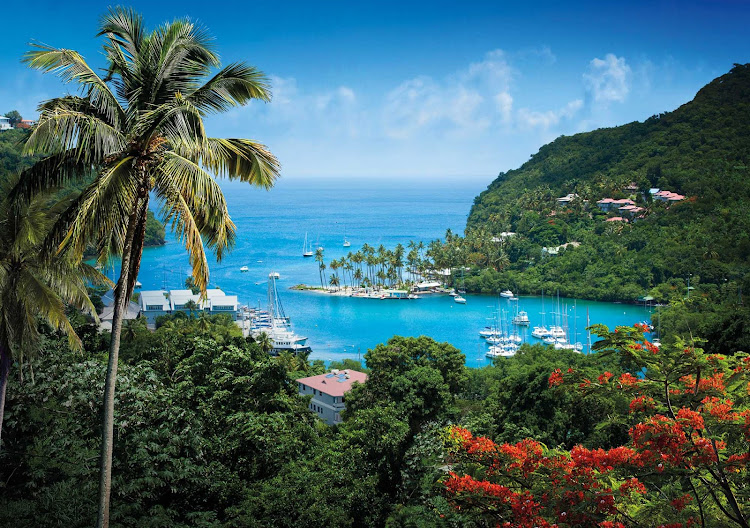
[297,369,368,425]
[556,193,579,206]
[597,198,635,213]
[0,116,11,131]
[653,190,685,203]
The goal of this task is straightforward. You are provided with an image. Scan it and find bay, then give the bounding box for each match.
[132,176,651,365]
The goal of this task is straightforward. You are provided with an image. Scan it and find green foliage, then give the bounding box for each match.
[0,320,318,527]
[461,344,630,449]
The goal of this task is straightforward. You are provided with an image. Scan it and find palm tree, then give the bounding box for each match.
[255,331,273,354]
[329,274,340,291]
[16,10,279,527]
[0,183,104,448]
[184,299,199,318]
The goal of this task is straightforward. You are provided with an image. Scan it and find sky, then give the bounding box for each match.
[1,0,748,180]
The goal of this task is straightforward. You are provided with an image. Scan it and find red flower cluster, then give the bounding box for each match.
[701,396,737,421]
[670,493,693,512]
[629,395,656,414]
[598,372,614,384]
[619,477,646,496]
[617,373,640,388]
[548,368,564,387]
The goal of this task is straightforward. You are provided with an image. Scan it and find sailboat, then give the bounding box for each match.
[343,230,351,247]
[302,232,314,257]
[454,268,467,304]
[531,291,551,338]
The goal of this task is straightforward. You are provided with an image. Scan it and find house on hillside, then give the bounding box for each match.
[491,232,516,242]
[297,369,368,425]
[556,193,579,206]
[0,116,11,131]
[542,241,580,256]
[653,190,685,203]
[15,119,37,129]
[597,198,635,213]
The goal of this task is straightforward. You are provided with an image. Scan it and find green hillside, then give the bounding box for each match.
[469,63,750,228]
[455,64,750,303]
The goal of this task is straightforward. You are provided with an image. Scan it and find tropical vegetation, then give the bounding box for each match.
[13,8,279,526]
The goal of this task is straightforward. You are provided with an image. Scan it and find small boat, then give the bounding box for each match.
[240,266,249,272]
[269,272,280,280]
[454,295,466,304]
[512,310,530,326]
[343,238,351,248]
[531,326,550,338]
[500,290,514,298]
[303,232,314,257]
[486,343,517,358]
[134,280,142,288]
[449,289,458,297]
[479,327,501,338]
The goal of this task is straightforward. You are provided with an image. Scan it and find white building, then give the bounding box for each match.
[139,290,171,322]
[297,369,368,425]
[0,116,12,131]
[137,288,239,323]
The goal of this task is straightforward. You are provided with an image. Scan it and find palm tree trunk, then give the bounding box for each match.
[96,195,147,528]
[0,344,10,451]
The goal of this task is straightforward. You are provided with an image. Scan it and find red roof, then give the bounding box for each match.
[606,216,627,222]
[297,370,368,397]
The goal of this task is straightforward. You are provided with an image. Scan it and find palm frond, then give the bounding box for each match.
[187,62,271,114]
[25,105,125,158]
[23,44,124,126]
[12,149,92,203]
[192,138,280,189]
[155,151,235,256]
[156,182,210,292]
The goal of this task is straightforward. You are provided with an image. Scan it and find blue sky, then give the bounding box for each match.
[1,0,748,179]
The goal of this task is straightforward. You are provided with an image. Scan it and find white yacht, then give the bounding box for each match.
[240,266,249,272]
[512,310,530,326]
[252,273,312,355]
[500,290,514,298]
[454,295,466,304]
[303,233,314,257]
[486,343,518,358]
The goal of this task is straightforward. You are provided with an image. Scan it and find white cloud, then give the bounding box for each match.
[583,53,631,103]
[494,92,513,123]
[517,99,583,130]
[383,49,514,139]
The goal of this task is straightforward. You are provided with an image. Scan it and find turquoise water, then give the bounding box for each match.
[133,176,650,365]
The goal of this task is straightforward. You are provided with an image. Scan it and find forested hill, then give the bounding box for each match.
[468,63,750,227]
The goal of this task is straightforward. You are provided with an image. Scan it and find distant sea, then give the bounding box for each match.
[131,176,651,366]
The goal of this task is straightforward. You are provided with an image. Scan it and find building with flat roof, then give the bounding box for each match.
[297,369,367,425]
[137,288,240,323]
[0,116,11,131]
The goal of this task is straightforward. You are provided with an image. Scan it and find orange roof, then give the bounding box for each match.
[606,216,627,222]
[297,370,368,397]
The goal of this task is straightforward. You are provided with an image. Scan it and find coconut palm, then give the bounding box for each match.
[0,183,104,448]
[16,9,280,526]
[255,331,273,354]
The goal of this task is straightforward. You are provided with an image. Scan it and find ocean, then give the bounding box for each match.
[132,176,651,365]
